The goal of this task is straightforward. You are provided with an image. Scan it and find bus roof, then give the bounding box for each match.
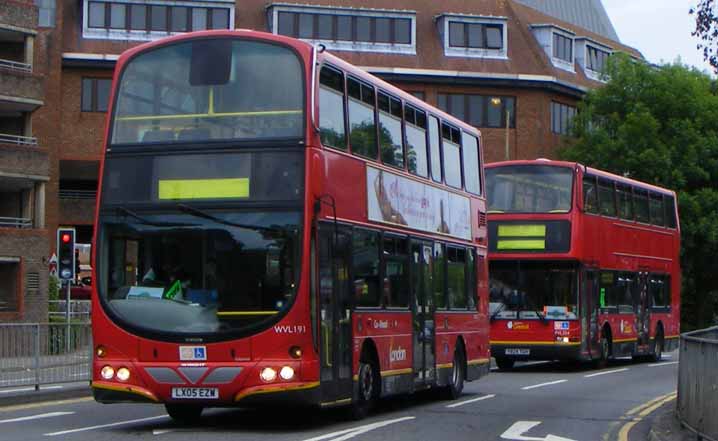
[486,159,676,197]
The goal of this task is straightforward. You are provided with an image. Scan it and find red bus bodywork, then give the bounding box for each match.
[487,160,680,366]
[91,30,490,413]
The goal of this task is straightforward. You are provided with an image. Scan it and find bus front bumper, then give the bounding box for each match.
[491,342,585,362]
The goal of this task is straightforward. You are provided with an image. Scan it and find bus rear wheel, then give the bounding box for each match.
[495,357,515,371]
[165,404,203,423]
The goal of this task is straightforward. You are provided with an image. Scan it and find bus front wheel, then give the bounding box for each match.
[165,404,203,423]
[442,346,465,400]
[349,358,378,420]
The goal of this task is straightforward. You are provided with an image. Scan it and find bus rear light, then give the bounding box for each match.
[100,365,115,380]
[289,346,302,359]
[260,367,277,382]
[96,346,107,358]
[279,366,294,380]
[116,367,131,382]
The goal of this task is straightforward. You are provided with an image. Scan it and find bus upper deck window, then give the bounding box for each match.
[190,40,231,86]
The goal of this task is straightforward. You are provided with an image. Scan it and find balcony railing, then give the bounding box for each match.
[0,217,32,228]
[59,189,97,200]
[0,133,38,146]
[0,58,32,73]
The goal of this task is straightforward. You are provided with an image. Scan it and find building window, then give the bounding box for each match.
[0,260,20,313]
[587,45,610,73]
[553,32,573,63]
[36,0,57,27]
[437,94,516,128]
[271,5,415,54]
[550,101,576,135]
[438,15,507,59]
[83,0,233,41]
[81,78,112,112]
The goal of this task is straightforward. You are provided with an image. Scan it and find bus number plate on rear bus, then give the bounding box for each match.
[171,388,219,399]
[505,348,530,355]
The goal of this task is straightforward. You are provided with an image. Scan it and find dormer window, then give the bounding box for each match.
[575,38,612,82]
[553,33,572,63]
[530,24,574,72]
[268,4,416,55]
[587,45,610,73]
[437,14,508,59]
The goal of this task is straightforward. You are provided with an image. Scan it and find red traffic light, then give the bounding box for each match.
[61,233,71,243]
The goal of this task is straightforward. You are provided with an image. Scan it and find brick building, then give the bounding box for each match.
[0,0,640,320]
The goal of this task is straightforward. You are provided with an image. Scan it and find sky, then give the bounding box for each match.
[603,0,714,75]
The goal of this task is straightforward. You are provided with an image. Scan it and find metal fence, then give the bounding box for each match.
[677,326,718,441]
[48,300,91,322]
[0,323,92,390]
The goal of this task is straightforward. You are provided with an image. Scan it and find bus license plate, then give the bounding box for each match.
[505,348,530,355]
[171,387,219,399]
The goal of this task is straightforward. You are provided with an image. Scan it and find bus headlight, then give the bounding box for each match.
[279,366,294,380]
[116,367,131,381]
[100,365,115,380]
[260,367,277,382]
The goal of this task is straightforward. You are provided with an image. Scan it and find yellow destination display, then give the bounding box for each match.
[498,224,546,237]
[158,178,249,200]
[497,239,546,250]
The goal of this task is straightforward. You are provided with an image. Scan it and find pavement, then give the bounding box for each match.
[646,401,694,441]
[0,352,683,441]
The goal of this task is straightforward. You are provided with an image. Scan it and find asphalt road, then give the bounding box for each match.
[0,352,679,441]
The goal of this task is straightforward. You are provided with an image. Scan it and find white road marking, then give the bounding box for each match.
[584,368,629,378]
[446,394,496,408]
[153,428,176,435]
[0,412,74,424]
[0,386,62,394]
[648,361,679,367]
[521,380,567,390]
[300,416,416,441]
[500,421,577,441]
[44,415,168,436]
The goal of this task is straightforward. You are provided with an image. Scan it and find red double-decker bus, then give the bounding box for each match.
[90,30,490,421]
[485,160,680,369]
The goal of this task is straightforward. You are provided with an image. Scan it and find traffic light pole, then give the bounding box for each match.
[65,279,71,352]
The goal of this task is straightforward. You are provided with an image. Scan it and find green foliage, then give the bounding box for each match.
[559,54,718,330]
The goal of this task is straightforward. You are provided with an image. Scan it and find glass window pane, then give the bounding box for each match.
[394,18,411,44]
[665,196,677,228]
[486,165,573,213]
[429,116,442,182]
[317,14,333,40]
[191,8,207,31]
[487,98,502,127]
[319,67,346,150]
[81,78,93,111]
[353,230,380,307]
[617,186,633,220]
[449,22,464,47]
[486,25,502,49]
[151,6,167,31]
[406,118,428,177]
[463,133,480,194]
[433,244,446,309]
[96,79,111,112]
[598,180,616,217]
[449,94,465,122]
[89,2,105,28]
[356,16,371,42]
[448,248,466,309]
[277,11,294,36]
[376,18,391,43]
[635,190,650,223]
[336,16,352,40]
[130,5,147,30]
[468,95,484,126]
[110,4,125,29]
[437,94,448,112]
[468,23,483,48]
[384,237,409,308]
[298,13,313,38]
[378,99,404,168]
[443,134,462,188]
[171,7,188,32]
[210,9,229,30]
[650,194,665,226]
[583,177,598,213]
[348,79,377,159]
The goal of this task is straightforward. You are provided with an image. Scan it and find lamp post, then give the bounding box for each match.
[490,97,510,160]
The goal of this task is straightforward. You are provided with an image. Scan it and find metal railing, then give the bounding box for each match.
[48,300,91,322]
[0,323,92,390]
[58,189,97,200]
[677,326,718,441]
[0,133,38,146]
[0,216,32,228]
[0,58,32,73]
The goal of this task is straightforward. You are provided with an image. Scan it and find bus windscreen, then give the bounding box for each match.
[110,38,305,145]
[486,165,573,213]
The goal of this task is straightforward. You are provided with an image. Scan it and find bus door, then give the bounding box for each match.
[318,227,353,402]
[582,269,601,357]
[636,272,651,349]
[411,241,435,386]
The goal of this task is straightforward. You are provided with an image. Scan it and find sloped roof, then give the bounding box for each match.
[514,0,620,42]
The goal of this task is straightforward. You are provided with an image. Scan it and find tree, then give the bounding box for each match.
[691,0,718,72]
[560,54,718,330]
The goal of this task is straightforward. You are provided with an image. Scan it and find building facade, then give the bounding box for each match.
[0,0,640,320]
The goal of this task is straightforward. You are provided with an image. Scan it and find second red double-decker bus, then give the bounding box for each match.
[485,160,680,369]
[90,30,490,421]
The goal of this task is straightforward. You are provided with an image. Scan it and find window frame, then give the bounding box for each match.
[381,233,410,310]
[0,259,21,315]
[440,15,508,59]
[551,101,577,136]
[81,77,112,112]
[437,93,516,129]
[318,64,348,151]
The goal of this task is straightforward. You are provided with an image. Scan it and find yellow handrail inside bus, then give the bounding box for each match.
[115,109,302,122]
[216,311,279,317]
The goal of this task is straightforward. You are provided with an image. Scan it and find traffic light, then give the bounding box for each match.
[57,228,76,281]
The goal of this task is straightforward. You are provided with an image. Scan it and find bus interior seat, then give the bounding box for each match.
[178,128,211,141]
[142,130,175,142]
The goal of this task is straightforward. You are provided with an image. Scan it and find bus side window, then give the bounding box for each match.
[447,247,467,309]
[428,116,442,183]
[462,132,481,195]
[347,77,377,159]
[442,123,462,189]
[598,179,616,217]
[665,196,677,228]
[616,185,634,221]
[650,274,670,308]
[405,105,429,178]
[352,229,381,308]
[382,235,409,308]
[433,243,446,309]
[377,92,404,169]
[649,193,665,226]
[318,66,347,150]
[467,249,477,310]
[583,176,598,214]
[634,189,650,223]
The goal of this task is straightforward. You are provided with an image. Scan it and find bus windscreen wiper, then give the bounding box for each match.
[116,207,195,227]
[176,204,280,233]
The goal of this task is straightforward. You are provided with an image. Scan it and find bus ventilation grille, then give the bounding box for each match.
[478,212,487,227]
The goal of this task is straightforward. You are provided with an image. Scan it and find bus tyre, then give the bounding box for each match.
[650,333,663,363]
[595,335,610,369]
[495,357,515,371]
[165,404,203,423]
[442,347,465,400]
[350,359,378,420]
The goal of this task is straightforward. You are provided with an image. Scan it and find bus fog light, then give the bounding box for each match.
[100,365,115,380]
[279,366,294,380]
[96,346,107,358]
[116,367,131,381]
[260,367,277,382]
[289,346,302,359]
